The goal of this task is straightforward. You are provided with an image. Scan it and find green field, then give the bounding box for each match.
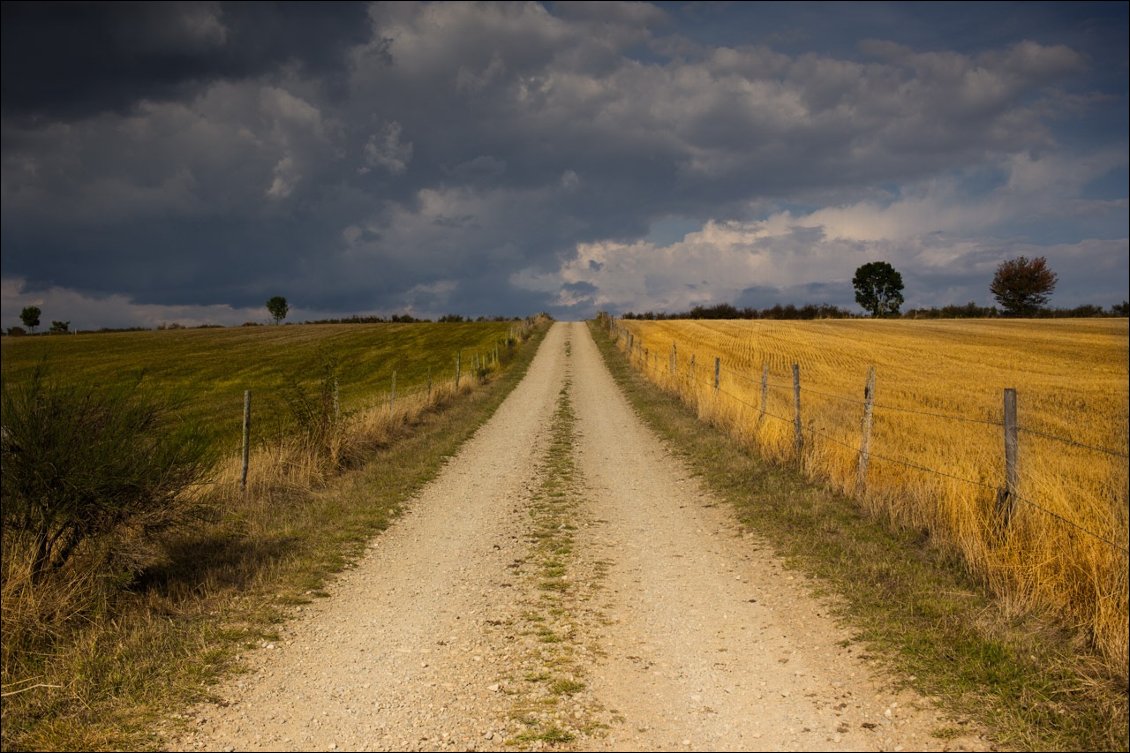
[0,322,518,453]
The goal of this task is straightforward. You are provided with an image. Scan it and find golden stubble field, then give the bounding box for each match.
[613,317,1129,674]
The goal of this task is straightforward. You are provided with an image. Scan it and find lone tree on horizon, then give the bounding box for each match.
[852,261,905,317]
[266,296,289,325]
[20,306,41,332]
[990,256,1057,316]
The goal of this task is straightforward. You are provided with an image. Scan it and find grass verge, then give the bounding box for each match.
[0,322,549,752]
[587,320,1128,752]
[506,341,607,747]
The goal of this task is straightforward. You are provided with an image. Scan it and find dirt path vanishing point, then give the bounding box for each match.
[169,322,990,752]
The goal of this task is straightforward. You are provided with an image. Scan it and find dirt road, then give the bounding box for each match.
[171,322,988,752]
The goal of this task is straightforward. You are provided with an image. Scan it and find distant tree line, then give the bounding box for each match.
[617,255,1126,321]
[619,299,1127,322]
[3,312,528,336]
[621,302,856,320]
[903,301,1129,319]
[305,313,523,325]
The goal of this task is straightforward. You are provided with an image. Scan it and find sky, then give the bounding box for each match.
[1,1,1127,329]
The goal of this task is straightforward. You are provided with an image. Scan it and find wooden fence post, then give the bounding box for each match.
[240,390,251,491]
[456,352,462,387]
[996,388,1019,526]
[714,356,721,393]
[792,364,803,457]
[389,370,397,413]
[857,366,876,487]
[671,342,677,376]
[759,363,768,423]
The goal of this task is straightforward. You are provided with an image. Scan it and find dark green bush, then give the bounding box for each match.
[1,366,217,584]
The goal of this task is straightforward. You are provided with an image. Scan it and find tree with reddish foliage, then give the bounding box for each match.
[990,256,1058,317]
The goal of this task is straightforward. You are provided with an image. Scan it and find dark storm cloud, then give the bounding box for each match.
[1,2,1126,329]
[1,1,371,121]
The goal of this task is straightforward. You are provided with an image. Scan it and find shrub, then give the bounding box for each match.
[1,366,217,585]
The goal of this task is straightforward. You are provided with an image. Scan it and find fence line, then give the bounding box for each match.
[610,321,1129,556]
[747,371,1020,429]
[234,323,538,485]
[719,351,1128,456]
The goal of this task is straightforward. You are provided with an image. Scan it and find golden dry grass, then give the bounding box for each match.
[612,317,1129,676]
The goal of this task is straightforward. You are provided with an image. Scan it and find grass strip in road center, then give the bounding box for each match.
[502,342,612,748]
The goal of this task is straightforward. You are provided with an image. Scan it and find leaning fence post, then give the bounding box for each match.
[240,390,251,491]
[857,366,876,487]
[714,356,721,394]
[792,364,803,457]
[996,388,1019,526]
[455,352,462,387]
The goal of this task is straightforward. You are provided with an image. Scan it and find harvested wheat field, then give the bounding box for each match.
[612,317,1129,677]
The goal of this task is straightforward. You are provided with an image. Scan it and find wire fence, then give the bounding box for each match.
[613,321,1130,557]
[235,327,535,489]
[744,365,1128,443]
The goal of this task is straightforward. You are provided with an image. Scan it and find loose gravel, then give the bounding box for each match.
[168,322,990,752]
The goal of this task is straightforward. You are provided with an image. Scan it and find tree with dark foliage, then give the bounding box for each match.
[852,261,905,317]
[990,256,1057,316]
[19,305,40,332]
[266,296,289,325]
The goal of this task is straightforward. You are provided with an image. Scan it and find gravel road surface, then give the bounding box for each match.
[170,322,988,752]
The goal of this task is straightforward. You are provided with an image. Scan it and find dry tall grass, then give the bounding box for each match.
[611,317,1129,678]
[217,376,477,497]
